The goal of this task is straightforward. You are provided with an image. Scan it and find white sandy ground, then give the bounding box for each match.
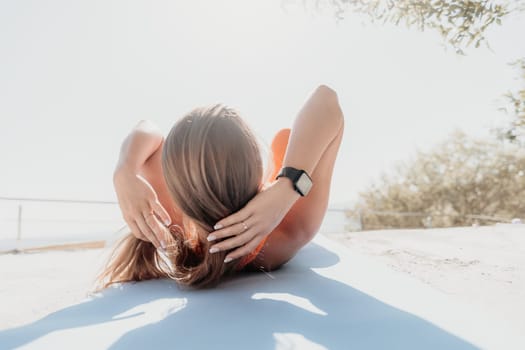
[0,225,524,349]
[327,223,525,338]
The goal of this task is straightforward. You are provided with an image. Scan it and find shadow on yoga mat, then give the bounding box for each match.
[0,242,477,350]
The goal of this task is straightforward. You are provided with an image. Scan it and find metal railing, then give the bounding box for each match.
[2,195,518,244]
[0,196,121,245]
[345,208,516,231]
[0,196,349,251]
[0,196,117,205]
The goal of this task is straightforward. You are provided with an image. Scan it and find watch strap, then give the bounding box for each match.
[276,167,303,182]
[276,166,312,196]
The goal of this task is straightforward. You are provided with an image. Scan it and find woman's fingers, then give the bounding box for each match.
[144,212,168,249]
[213,208,251,230]
[208,227,256,253]
[207,219,253,241]
[136,214,161,248]
[152,200,171,226]
[123,200,170,249]
[224,235,265,262]
[128,220,148,242]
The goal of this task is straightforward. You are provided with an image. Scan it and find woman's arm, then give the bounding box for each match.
[113,120,172,249]
[114,120,164,174]
[281,84,344,176]
[209,85,344,262]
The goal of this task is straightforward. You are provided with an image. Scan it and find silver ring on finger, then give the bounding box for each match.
[144,212,155,218]
[241,221,248,233]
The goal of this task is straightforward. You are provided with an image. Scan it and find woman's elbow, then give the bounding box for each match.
[135,119,162,135]
[316,84,344,130]
[315,84,338,101]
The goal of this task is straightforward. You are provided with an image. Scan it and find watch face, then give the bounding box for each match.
[296,172,313,196]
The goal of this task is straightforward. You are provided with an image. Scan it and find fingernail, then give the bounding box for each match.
[160,240,166,249]
[207,235,216,242]
[224,257,233,263]
[209,247,219,253]
[164,219,171,226]
[214,224,223,230]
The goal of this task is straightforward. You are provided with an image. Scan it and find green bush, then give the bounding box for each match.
[349,131,525,230]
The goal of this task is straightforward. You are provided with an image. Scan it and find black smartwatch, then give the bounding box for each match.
[276,167,313,197]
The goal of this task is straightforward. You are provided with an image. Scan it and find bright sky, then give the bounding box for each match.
[1,0,524,208]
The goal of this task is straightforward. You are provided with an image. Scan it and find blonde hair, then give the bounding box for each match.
[96,104,263,289]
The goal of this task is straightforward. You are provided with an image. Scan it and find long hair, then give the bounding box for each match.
[95,104,263,289]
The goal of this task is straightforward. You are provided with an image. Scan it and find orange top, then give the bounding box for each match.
[236,128,291,270]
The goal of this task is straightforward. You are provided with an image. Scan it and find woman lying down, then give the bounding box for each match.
[96,85,344,289]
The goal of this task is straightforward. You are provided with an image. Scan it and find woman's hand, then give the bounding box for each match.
[113,165,171,249]
[208,178,300,263]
